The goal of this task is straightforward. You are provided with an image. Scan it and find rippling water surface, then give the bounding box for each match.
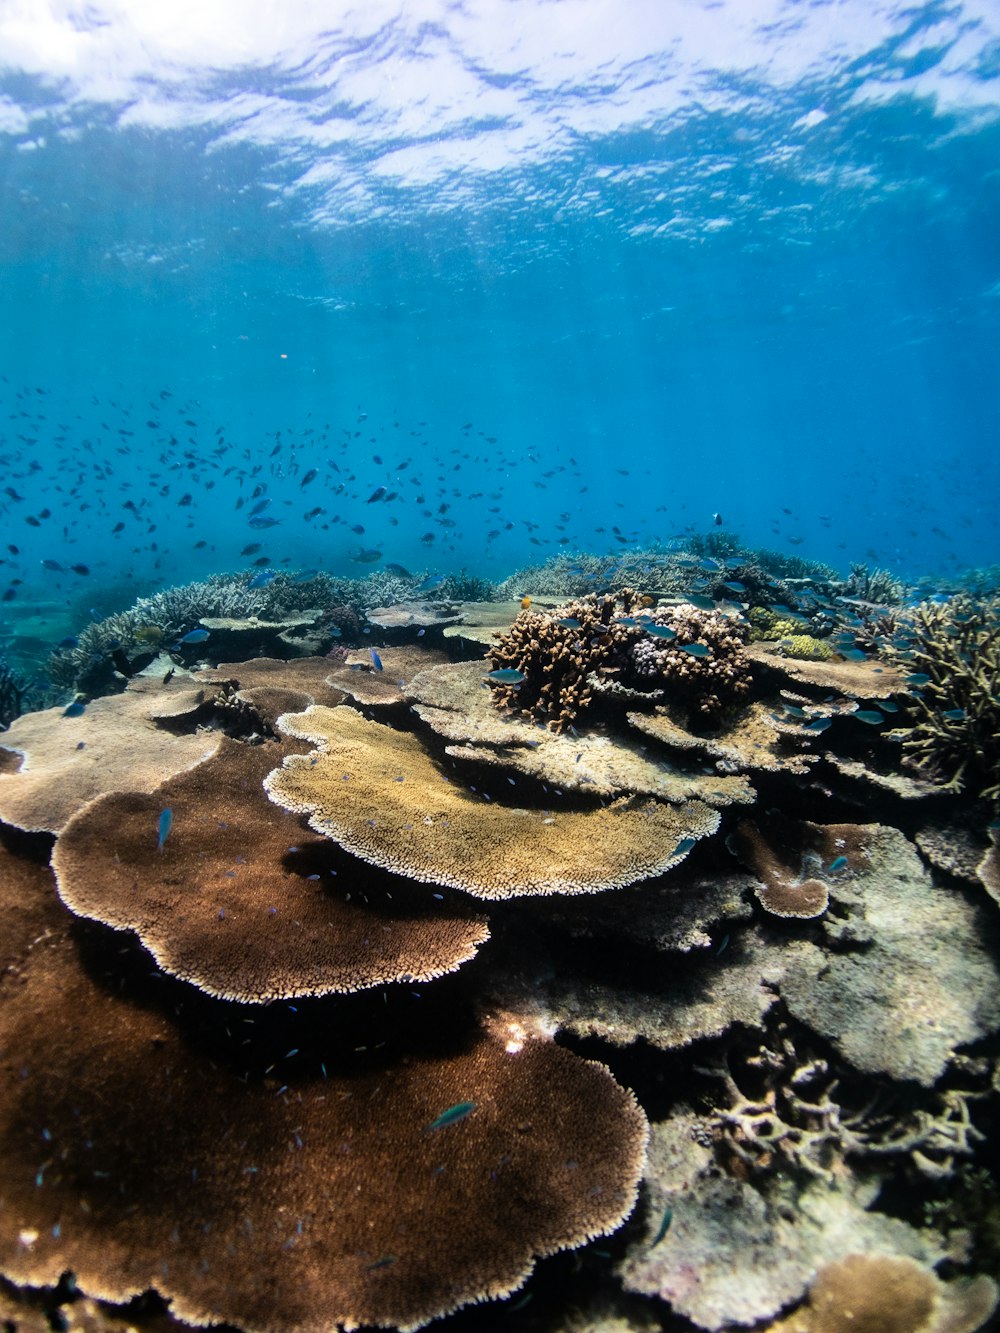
[0,0,998,586]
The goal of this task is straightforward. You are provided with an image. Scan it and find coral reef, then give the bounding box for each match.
[631,603,752,723]
[0,930,647,1333]
[52,737,490,1001]
[887,596,1000,803]
[3,599,1000,1333]
[487,589,647,733]
[619,1106,945,1330]
[769,1254,996,1333]
[0,684,222,833]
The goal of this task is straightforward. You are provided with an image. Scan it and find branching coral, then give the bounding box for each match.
[0,657,35,730]
[847,562,907,606]
[888,597,1000,802]
[696,1026,989,1186]
[488,590,751,733]
[488,589,647,733]
[631,604,752,724]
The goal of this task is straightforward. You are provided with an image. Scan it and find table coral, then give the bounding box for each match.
[52,737,490,1001]
[0,684,221,833]
[265,705,720,898]
[0,931,648,1333]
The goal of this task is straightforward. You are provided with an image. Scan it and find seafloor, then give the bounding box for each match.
[0,547,998,1333]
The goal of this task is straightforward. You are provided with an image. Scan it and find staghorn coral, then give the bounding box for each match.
[847,561,907,607]
[265,704,720,898]
[0,656,37,730]
[887,597,1000,803]
[696,1025,992,1186]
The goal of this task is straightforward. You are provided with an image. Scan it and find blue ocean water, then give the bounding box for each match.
[1,0,998,614]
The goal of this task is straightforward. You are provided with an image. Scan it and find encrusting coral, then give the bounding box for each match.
[768,1253,996,1333]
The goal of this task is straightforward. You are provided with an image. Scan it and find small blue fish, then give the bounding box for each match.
[366,485,387,504]
[650,1204,673,1247]
[680,643,711,658]
[249,516,281,529]
[180,628,209,644]
[672,837,697,858]
[157,807,173,853]
[841,648,868,662]
[247,570,277,589]
[613,616,639,627]
[721,581,746,594]
[854,709,884,725]
[941,708,966,721]
[686,594,716,611]
[646,625,677,640]
[906,673,931,687]
[557,617,582,629]
[415,572,446,592]
[803,717,832,733]
[782,704,808,719]
[62,700,86,717]
[426,1100,476,1132]
[370,648,384,672]
[876,699,899,713]
[486,669,526,684]
[827,855,848,873]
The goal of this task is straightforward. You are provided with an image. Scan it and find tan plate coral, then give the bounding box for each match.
[265,705,720,898]
[0,684,221,834]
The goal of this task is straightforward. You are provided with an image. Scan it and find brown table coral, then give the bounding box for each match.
[52,736,489,1001]
[0,931,648,1333]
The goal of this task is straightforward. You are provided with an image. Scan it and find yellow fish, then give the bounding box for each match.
[520,594,531,610]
